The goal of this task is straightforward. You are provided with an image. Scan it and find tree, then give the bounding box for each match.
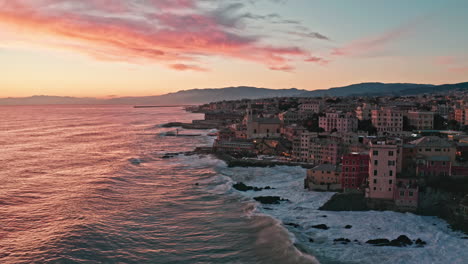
[303,113,324,132]
[433,114,447,130]
[447,119,460,130]
[403,116,416,131]
[358,119,377,135]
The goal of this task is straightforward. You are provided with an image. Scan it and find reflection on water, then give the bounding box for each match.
[0,105,316,264]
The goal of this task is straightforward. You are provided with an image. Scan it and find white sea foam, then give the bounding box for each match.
[219,165,468,264]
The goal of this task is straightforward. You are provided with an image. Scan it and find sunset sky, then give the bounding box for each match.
[1,0,468,97]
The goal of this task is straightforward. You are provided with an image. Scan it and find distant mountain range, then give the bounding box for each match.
[1,82,467,105]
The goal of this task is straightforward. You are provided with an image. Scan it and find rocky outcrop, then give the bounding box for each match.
[344,225,352,229]
[366,239,390,246]
[334,238,351,244]
[232,182,273,192]
[389,235,413,247]
[319,193,369,211]
[366,236,423,247]
[415,238,427,246]
[311,224,329,230]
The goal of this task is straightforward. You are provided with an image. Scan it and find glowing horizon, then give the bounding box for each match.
[1,0,468,97]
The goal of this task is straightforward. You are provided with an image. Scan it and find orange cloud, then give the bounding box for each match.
[0,0,312,71]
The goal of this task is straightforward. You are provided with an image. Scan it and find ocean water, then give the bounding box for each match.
[0,105,315,264]
[1,105,466,264]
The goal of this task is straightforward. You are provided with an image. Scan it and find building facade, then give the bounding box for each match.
[341,153,369,191]
[319,112,358,133]
[371,107,404,135]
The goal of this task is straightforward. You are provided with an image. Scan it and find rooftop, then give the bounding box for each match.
[410,136,456,148]
[311,164,340,172]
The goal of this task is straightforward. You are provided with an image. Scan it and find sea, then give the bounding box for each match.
[0,105,466,264]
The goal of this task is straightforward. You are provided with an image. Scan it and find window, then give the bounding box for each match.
[389,170,393,176]
[388,161,395,166]
[373,179,377,184]
[389,180,393,184]
[400,191,405,196]
[374,170,378,176]
[388,188,392,191]
[373,150,379,156]
[389,151,394,156]
[374,160,378,165]
[409,191,414,197]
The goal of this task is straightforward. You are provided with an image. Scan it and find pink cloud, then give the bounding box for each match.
[0,0,310,71]
[434,56,456,65]
[433,56,468,73]
[449,66,468,73]
[170,64,207,71]
[331,21,418,57]
[305,56,329,65]
[269,65,294,72]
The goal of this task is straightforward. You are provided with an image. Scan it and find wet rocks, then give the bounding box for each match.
[233,182,274,192]
[366,235,418,247]
[334,238,351,244]
[311,224,329,230]
[415,238,427,246]
[389,235,413,247]
[344,225,353,229]
[366,239,390,246]
[309,238,314,243]
[253,196,288,205]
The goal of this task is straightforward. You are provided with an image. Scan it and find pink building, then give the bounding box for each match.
[299,101,323,113]
[319,112,358,132]
[341,153,369,191]
[371,107,404,135]
[366,141,401,200]
[407,111,435,130]
[394,178,419,211]
[416,156,451,178]
[308,139,341,165]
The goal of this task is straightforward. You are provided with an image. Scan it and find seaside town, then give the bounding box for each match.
[179,91,468,233]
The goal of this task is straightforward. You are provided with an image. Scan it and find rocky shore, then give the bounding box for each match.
[320,191,468,235]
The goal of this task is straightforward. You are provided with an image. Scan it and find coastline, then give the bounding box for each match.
[176,111,468,263]
[212,162,468,264]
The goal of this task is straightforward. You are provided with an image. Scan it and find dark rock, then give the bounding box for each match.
[161,155,173,159]
[233,182,270,192]
[309,238,314,243]
[366,239,390,246]
[389,235,413,247]
[334,238,351,244]
[284,222,300,228]
[195,183,199,186]
[311,224,329,230]
[264,186,272,190]
[233,182,253,192]
[462,237,468,240]
[415,238,427,246]
[319,193,369,211]
[344,225,352,229]
[253,196,288,205]
[321,215,328,218]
